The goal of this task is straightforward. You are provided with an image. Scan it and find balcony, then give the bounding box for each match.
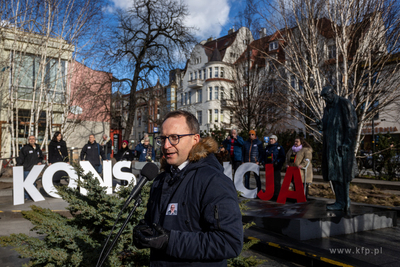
[221,99,233,107]
[188,79,204,88]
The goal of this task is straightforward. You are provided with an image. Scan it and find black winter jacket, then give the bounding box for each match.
[115,147,133,162]
[17,143,44,171]
[48,140,69,163]
[144,137,243,266]
[261,143,285,170]
[80,141,106,166]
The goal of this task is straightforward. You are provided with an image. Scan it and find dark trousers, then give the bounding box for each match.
[232,161,242,173]
[244,172,261,193]
[273,168,282,198]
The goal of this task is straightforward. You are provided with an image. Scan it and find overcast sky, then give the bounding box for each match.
[107,0,243,41]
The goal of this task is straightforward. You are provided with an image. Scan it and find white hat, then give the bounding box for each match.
[269,135,278,141]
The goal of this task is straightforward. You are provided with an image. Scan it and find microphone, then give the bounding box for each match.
[96,162,159,267]
[121,162,159,211]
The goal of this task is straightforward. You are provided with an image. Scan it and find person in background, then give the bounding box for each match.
[115,140,133,162]
[114,140,133,186]
[243,130,263,193]
[135,137,155,162]
[100,134,112,160]
[223,128,244,173]
[132,110,243,266]
[17,135,43,200]
[48,131,69,185]
[215,144,231,166]
[261,135,285,200]
[80,134,106,174]
[285,136,313,196]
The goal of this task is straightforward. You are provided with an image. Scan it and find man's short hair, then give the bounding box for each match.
[144,137,150,142]
[230,128,237,135]
[162,110,200,134]
[89,134,95,138]
[103,134,108,138]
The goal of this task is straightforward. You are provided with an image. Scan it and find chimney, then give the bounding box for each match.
[207,37,214,42]
[228,27,235,34]
[259,28,267,38]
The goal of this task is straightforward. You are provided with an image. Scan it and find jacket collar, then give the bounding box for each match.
[161,137,218,171]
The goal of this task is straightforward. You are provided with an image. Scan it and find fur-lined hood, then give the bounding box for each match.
[160,137,218,171]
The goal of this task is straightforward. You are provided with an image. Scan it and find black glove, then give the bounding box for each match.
[133,220,153,249]
[134,223,170,250]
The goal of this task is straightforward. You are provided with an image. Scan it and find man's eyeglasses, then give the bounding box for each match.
[156,134,195,146]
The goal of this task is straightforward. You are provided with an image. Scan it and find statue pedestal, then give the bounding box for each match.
[242,198,397,240]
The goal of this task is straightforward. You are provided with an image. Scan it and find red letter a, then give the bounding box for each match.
[276,166,307,204]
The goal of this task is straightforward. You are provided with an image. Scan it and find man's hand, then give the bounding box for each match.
[315,118,323,131]
[133,220,153,249]
[133,223,170,250]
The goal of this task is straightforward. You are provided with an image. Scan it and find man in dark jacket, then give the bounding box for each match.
[222,128,244,173]
[243,130,263,193]
[80,134,106,174]
[16,135,44,200]
[133,110,243,266]
[261,135,285,200]
[317,86,357,211]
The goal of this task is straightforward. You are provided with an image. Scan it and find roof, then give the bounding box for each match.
[202,30,239,61]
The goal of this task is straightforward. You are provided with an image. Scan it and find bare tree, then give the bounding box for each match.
[104,0,197,140]
[0,0,105,159]
[257,0,400,152]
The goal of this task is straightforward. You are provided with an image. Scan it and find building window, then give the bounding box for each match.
[208,109,212,123]
[269,41,278,51]
[230,111,233,124]
[194,71,197,80]
[189,91,192,104]
[197,89,202,103]
[197,110,202,125]
[13,54,67,103]
[199,70,202,80]
[209,87,212,100]
[190,72,193,81]
[138,117,141,127]
[180,93,183,105]
[203,69,206,79]
[209,67,212,78]
[215,86,219,100]
[185,92,188,105]
[328,45,336,59]
[214,67,219,78]
[230,88,234,99]
[214,109,219,122]
[220,110,224,122]
[221,87,224,100]
[220,67,224,78]
[171,87,175,100]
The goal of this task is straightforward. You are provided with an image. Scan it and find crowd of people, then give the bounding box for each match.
[216,130,314,199]
[16,123,314,202]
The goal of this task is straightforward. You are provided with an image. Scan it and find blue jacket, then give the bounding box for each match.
[222,136,244,162]
[135,143,155,162]
[262,143,285,170]
[144,137,243,266]
[242,138,263,163]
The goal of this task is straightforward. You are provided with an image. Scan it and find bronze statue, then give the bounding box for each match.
[317,86,358,211]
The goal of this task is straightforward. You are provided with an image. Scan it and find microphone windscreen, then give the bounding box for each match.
[140,162,159,181]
